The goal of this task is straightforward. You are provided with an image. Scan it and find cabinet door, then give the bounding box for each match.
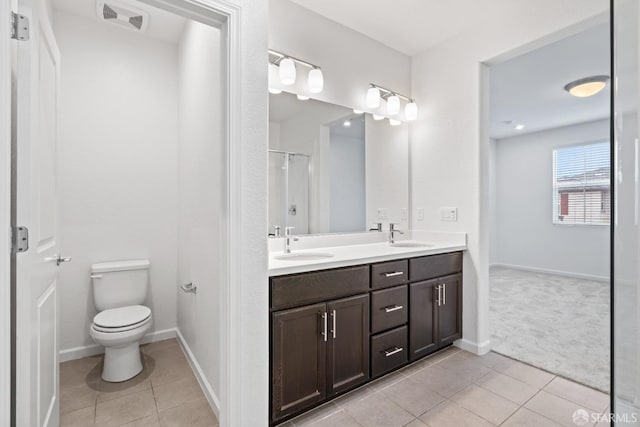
[438,274,462,346]
[327,294,370,396]
[272,303,327,421]
[409,279,439,360]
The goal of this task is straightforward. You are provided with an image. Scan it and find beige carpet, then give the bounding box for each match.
[490,267,610,392]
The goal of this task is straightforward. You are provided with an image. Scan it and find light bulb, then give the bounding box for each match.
[297,94,310,101]
[308,68,324,93]
[367,87,381,109]
[279,57,296,86]
[372,114,384,121]
[405,102,418,121]
[389,118,401,126]
[387,95,400,116]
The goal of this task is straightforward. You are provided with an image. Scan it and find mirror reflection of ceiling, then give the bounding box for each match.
[490,23,609,139]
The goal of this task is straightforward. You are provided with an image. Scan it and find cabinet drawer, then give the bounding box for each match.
[409,252,462,282]
[371,260,408,289]
[271,265,370,310]
[371,286,408,334]
[371,326,408,378]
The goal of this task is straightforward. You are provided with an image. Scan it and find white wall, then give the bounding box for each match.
[55,11,179,353]
[365,116,410,231]
[177,20,223,410]
[410,0,609,353]
[329,132,365,232]
[493,120,609,279]
[269,0,411,113]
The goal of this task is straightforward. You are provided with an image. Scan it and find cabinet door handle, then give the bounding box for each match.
[437,285,441,306]
[321,312,328,342]
[384,347,404,357]
[384,271,404,278]
[384,305,404,313]
[443,283,446,305]
[331,309,336,339]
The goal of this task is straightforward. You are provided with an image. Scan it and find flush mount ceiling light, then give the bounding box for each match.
[564,75,610,98]
[367,83,417,121]
[268,49,324,94]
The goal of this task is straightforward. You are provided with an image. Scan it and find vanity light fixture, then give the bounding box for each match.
[389,118,401,126]
[386,95,400,116]
[564,75,609,98]
[269,49,324,94]
[367,86,381,109]
[297,94,310,101]
[268,63,282,95]
[367,83,417,121]
[279,57,296,86]
[372,114,384,121]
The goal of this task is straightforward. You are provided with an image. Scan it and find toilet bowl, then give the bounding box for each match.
[89,259,152,382]
[90,305,152,382]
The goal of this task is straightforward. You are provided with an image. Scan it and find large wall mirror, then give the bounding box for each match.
[269,92,410,236]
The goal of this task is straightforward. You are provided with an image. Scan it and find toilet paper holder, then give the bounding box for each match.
[180,282,197,294]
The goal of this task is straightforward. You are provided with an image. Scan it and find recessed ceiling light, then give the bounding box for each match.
[343,120,352,127]
[564,75,610,98]
[515,124,525,131]
[297,94,310,101]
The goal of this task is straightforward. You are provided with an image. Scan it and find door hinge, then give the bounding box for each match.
[11,226,29,254]
[11,12,29,41]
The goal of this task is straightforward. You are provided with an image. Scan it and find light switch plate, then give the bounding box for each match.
[417,208,425,221]
[377,208,388,220]
[440,207,457,222]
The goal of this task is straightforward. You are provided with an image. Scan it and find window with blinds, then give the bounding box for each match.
[553,142,610,225]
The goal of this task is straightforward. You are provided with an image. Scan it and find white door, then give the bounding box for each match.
[14,0,63,425]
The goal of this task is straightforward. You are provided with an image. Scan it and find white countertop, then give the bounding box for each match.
[268,231,467,276]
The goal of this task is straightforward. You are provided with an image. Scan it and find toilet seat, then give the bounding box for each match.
[93,305,151,333]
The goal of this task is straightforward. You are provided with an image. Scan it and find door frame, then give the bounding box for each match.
[1,0,269,425]
[1,0,15,425]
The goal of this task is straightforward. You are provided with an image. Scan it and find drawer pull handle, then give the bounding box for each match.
[384,305,404,313]
[331,309,337,339]
[321,312,328,342]
[384,271,404,278]
[384,347,404,357]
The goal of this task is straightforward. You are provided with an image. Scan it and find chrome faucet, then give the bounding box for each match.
[389,223,404,244]
[284,226,299,253]
[369,222,383,232]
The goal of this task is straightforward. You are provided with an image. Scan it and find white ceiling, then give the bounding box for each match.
[53,0,188,43]
[288,0,528,56]
[490,23,610,140]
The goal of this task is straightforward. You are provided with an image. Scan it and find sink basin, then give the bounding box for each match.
[390,241,435,248]
[274,252,335,261]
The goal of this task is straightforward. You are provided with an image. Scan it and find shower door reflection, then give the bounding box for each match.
[268,150,311,235]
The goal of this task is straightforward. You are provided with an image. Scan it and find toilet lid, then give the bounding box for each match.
[93,305,151,328]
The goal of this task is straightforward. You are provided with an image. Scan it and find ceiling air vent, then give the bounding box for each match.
[97,1,149,33]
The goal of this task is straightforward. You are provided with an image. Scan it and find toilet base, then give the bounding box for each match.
[102,341,143,382]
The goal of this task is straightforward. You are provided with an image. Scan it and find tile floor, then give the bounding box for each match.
[279,346,611,427]
[60,338,218,427]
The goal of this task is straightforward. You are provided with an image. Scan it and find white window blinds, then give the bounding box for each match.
[553,142,610,225]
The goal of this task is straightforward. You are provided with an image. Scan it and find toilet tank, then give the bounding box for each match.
[91,259,150,312]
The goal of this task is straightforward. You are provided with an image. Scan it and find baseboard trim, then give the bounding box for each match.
[175,329,221,419]
[455,338,491,355]
[58,328,177,363]
[490,263,609,282]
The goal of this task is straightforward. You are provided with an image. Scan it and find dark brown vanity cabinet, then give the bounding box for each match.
[271,293,370,421]
[270,251,463,425]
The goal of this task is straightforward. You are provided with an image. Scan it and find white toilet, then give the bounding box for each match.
[89,259,153,382]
